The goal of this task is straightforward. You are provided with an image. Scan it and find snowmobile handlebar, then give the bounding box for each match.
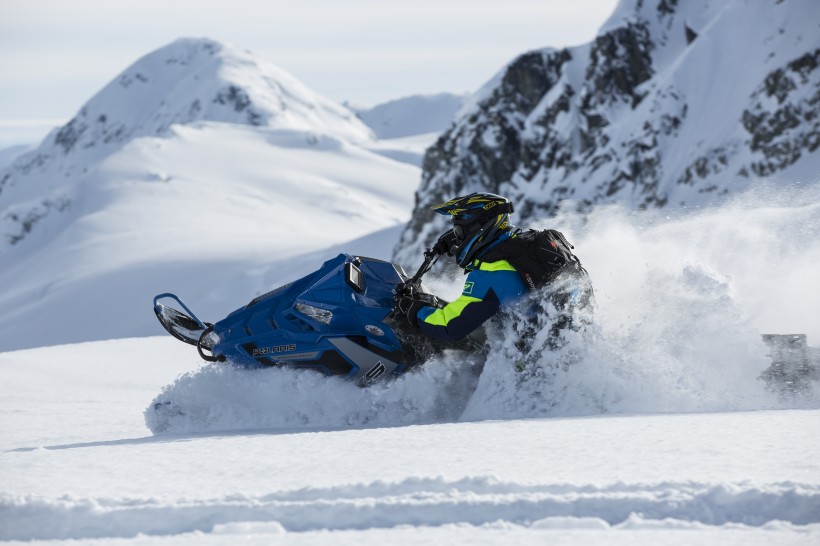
[406,230,455,286]
[394,229,458,302]
[396,254,435,299]
[408,252,437,287]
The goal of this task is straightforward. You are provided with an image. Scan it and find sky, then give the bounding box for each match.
[0,0,619,147]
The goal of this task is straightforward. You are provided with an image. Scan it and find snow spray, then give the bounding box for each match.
[147,185,820,434]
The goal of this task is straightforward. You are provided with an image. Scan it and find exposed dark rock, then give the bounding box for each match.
[415,49,573,211]
[582,21,654,109]
[676,144,736,186]
[5,198,71,246]
[213,85,265,125]
[657,0,678,17]
[685,24,698,44]
[54,117,88,154]
[743,49,819,176]
[214,85,251,112]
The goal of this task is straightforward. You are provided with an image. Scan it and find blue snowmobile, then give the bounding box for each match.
[154,252,820,394]
[153,249,478,385]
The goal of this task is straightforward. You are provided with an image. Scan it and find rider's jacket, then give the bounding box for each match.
[415,257,526,341]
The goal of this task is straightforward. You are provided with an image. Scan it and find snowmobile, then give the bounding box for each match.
[153,249,478,385]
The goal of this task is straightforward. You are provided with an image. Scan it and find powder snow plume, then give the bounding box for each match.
[147,185,820,434]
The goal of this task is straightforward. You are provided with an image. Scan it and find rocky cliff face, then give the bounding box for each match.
[394,0,819,263]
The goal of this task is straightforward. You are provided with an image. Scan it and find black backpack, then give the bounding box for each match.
[483,229,583,291]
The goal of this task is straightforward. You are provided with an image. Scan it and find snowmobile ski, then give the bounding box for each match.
[153,294,214,347]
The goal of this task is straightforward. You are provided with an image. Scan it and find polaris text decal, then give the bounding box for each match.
[252,344,296,356]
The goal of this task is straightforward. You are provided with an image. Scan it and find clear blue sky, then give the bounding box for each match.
[0,0,618,146]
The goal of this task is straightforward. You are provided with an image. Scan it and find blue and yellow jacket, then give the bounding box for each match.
[415,258,526,341]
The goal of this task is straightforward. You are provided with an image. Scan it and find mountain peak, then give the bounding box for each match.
[51,37,371,157]
[0,37,375,253]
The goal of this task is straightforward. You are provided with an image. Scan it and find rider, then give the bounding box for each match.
[395,192,590,341]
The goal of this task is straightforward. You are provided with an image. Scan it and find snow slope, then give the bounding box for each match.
[0,144,31,171]
[0,122,419,352]
[350,93,467,139]
[0,38,420,352]
[364,132,441,166]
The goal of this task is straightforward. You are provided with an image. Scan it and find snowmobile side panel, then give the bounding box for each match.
[329,337,402,384]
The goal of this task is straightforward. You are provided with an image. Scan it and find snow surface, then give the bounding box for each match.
[2,189,819,544]
[1,336,819,544]
[0,145,32,171]
[364,132,440,166]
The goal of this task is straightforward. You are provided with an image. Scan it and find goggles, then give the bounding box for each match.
[453,224,466,242]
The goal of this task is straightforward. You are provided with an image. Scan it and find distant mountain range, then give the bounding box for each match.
[349,93,467,139]
[394,0,820,262]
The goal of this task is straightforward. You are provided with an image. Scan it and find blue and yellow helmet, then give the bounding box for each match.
[431,192,514,268]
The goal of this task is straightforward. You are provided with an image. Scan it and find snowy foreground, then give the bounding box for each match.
[3,191,820,544]
[1,336,819,545]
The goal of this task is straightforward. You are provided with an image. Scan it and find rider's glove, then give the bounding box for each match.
[395,290,445,328]
[396,296,422,328]
[432,229,458,257]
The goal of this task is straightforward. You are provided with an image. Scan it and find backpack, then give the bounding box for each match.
[482,229,583,291]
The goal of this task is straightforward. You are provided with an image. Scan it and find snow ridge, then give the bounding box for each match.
[3,479,818,540]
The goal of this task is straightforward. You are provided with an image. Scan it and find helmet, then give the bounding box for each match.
[431,192,514,268]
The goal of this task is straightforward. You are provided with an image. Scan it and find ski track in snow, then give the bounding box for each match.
[3,478,819,541]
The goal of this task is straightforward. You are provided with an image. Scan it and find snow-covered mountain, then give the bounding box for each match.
[0,38,419,351]
[0,38,375,252]
[395,0,820,261]
[350,93,468,139]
